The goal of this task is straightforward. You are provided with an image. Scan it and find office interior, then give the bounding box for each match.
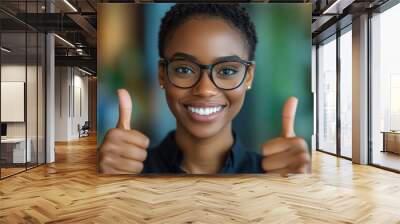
[0,0,399,222]
[313,0,400,172]
[0,0,97,179]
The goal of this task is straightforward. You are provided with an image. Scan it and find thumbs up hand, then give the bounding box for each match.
[261,97,310,177]
[98,89,150,174]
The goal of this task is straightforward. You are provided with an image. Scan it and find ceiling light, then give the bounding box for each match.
[1,47,11,53]
[54,34,75,48]
[322,0,355,15]
[78,67,93,76]
[63,0,78,12]
[323,0,343,15]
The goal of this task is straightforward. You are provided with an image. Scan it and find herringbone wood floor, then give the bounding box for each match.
[1,134,400,224]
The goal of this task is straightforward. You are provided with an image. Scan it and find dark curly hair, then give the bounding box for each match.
[158,3,258,60]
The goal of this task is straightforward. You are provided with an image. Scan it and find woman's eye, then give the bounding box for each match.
[218,68,237,76]
[175,67,194,74]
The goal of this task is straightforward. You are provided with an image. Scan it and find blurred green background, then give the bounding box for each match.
[97,3,312,153]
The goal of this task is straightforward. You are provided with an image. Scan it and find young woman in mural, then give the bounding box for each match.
[98,3,310,175]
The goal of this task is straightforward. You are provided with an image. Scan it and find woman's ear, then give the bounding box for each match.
[245,63,255,90]
[158,60,166,88]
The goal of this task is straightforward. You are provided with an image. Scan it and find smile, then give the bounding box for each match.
[187,106,223,116]
[183,103,226,122]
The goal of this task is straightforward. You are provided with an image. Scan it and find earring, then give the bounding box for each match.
[160,85,164,89]
[247,85,251,90]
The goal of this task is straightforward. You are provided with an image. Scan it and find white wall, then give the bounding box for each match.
[1,65,26,139]
[1,65,25,131]
[54,67,89,141]
[1,65,41,138]
[74,73,89,137]
[55,66,69,141]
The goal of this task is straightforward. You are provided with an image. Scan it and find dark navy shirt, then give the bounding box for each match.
[142,130,264,174]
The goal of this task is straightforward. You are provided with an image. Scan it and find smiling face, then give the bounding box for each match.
[159,17,255,139]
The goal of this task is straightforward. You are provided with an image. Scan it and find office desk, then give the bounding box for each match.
[382,131,400,154]
[0,138,31,163]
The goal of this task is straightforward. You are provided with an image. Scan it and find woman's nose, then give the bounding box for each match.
[192,70,219,97]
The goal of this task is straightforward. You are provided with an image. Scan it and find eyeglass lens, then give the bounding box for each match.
[167,60,247,89]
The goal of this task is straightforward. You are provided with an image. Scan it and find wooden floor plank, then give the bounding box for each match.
[0,134,399,223]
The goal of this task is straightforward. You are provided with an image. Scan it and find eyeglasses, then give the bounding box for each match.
[161,57,254,90]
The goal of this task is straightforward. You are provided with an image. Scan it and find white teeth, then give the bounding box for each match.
[188,106,223,116]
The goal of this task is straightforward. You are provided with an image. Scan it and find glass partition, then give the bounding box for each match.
[0,1,46,179]
[38,32,45,165]
[1,30,28,178]
[27,30,38,169]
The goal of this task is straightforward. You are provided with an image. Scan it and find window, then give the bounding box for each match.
[339,27,352,158]
[317,35,337,154]
[370,2,400,171]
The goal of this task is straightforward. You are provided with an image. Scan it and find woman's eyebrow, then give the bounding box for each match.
[170,52,197,61]
[214,55,243,62]
[170,52,244,63]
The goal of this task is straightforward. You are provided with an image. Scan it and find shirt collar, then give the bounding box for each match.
[158,130,246,173]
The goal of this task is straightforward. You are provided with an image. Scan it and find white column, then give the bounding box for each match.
[45,1,55,163]
[312,45,317,151]
[352,14,369,164]
[46,33,55,163]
